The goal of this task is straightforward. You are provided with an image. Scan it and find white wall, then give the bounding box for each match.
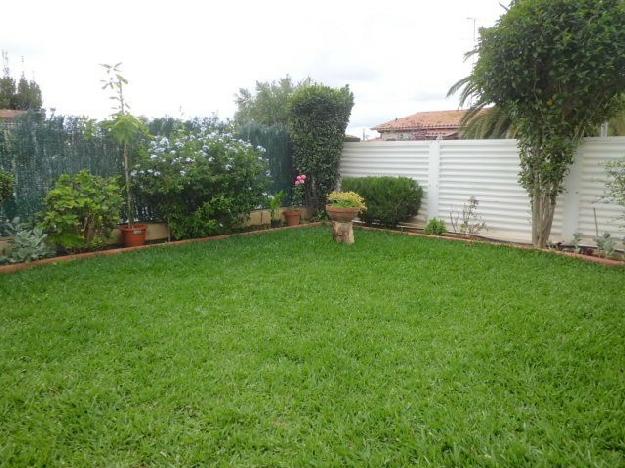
[340,137,625,244]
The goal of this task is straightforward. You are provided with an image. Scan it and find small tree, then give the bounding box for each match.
[449,0,625,247]
[287,84,354,211]
[100,63,148,228]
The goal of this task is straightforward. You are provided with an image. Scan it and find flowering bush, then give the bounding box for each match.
[289,174,306,209]
[132,128,269,239]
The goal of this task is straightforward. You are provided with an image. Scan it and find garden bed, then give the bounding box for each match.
[1,227,624,465]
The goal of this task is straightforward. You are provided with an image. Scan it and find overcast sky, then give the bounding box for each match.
[2,0,506,138]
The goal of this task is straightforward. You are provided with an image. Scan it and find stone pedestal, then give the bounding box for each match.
[332,221,354,244]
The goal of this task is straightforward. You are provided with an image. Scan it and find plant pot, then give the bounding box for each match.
[283,209,301,226]
[120,224,147,247]
[326,205,361,223]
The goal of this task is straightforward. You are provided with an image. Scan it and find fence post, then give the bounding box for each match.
[560,146,584,241]
[426,140,441,219]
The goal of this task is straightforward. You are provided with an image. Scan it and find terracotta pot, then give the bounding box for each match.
[326,205,361,223]
[120,224,147,247]
[283,209,301,226]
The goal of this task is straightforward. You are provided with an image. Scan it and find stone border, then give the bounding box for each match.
[2,221,621,275]
[354,225,624,267]
[0,222,322,275]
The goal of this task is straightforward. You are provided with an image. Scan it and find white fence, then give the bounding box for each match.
[340,137,625,244]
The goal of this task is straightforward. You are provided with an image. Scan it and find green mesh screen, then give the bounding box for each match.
[0,113,122,223]
[236,122,294,195]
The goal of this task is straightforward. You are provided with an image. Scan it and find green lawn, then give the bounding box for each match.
[1,227,624,466]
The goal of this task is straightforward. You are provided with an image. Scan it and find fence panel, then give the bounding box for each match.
[340,137,625,244]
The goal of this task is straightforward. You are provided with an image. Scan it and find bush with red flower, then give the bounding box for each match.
[290,174,307,209]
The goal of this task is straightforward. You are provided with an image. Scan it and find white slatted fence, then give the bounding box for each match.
[340,137,625,244]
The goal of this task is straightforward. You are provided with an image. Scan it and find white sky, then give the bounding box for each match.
[2,0,505,138]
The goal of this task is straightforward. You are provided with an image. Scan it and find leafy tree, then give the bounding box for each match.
[13,76,42,110]
[0,76,15,109]
[0,52,42,110]
[449,0,625,247]
[234,76,312,126]
[287,84,354,211]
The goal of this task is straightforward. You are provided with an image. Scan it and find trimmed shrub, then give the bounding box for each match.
[424,218,447,235]
[341,176,422,226]
[40,170,123,250]
[288,84,354,211]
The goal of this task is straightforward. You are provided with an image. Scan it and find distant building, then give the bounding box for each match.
[0,109,27,121]
[373,110,466,141]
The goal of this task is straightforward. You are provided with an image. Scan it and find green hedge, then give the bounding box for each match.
[341,176,423,226]
[288,84,354,211]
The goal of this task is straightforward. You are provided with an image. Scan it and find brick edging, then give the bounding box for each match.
[354,225,624,267]
[0,222,322,275]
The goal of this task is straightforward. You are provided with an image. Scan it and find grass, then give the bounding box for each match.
[1,226,624,466]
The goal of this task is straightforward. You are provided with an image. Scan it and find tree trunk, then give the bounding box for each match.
[531,189,556,248]
[123,143,134,229]
[332,221,354,244]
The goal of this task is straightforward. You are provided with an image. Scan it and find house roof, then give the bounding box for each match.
[373,110,466,132]
[0,109,27,120]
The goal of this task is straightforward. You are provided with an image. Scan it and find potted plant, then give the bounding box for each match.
[101,63,149,247]
[284,174,306,226]
[326,191,366,222]
[326,191,366,244]
[269,191,286,228]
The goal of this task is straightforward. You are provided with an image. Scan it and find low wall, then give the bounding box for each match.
[0,208,311,255]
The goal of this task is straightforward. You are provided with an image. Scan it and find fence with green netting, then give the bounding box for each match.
[0,113,122,223]
[0,114,294,225]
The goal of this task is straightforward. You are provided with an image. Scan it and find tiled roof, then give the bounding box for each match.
[0,109,27,120]
[373,110,466,132]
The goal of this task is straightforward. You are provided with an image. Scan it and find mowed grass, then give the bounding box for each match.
[1,227,624,466]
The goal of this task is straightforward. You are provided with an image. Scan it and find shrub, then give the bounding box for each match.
[0,169,14,204]
[327,191,366,210]
[0,217,54,264]
[41,170,123,250]
[424,218,447,235]
[341,176,422,226]
[132,128,268,239]
[288,84,354,211]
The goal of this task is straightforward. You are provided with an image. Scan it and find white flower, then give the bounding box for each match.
[153,171,161,176]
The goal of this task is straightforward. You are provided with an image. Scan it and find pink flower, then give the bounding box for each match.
[300,175,307,180]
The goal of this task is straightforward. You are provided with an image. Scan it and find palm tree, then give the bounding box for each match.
[449,77,625,139]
